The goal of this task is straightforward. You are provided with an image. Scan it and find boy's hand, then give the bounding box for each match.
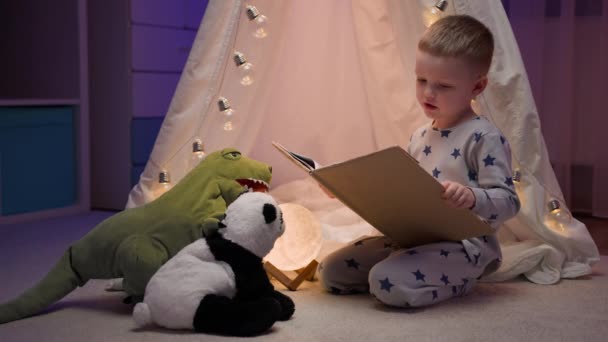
[441,181,475,209]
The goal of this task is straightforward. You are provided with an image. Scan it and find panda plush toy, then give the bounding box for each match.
[132,192,295,336]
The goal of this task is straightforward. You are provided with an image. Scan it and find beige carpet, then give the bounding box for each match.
[1,212,607,341]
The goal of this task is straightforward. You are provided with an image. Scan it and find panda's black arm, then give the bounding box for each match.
[269,289,295,321]
[206,235,274,300]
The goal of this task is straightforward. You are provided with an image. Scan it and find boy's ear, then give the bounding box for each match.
[472,76,488,97]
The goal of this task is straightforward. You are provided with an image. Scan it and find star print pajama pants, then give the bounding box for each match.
[319,236,496,307]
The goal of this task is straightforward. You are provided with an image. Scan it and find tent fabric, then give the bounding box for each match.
[126,0,599,284]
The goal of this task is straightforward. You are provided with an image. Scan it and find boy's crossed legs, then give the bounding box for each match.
[319,236,486,307]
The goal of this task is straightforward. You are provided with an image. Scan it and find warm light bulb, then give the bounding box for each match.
[253,15,268,38]
[548,200,572,223]
[239,62,255,85]
[153,171,172,198]
[234,52,255,86]
[190,139,206,169]
[246,6,268,39]
[218,97,235,117]
[422,0,448,27]
[545,199,572,233]
[224,121,234,131]
[223,108,235,117]
[512,169,522,183]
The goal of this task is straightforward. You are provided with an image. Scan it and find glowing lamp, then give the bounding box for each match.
[264,203,322,290]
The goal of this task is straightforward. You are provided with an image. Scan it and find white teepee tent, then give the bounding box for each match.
[126,0,599,284]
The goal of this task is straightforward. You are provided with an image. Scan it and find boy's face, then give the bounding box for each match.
[415,49,487,128]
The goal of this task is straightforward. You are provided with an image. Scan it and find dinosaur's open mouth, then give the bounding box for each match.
[236,178,269,192]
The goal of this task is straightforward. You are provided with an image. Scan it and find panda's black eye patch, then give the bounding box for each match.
[263,203,277,224]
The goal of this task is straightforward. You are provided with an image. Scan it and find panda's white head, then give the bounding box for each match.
[219,192,285,258]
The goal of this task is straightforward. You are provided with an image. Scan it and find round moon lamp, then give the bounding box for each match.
[264,203,322,291]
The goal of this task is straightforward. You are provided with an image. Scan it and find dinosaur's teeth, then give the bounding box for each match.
[245,178,269,189]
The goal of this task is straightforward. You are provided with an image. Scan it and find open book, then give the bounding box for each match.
[272,141,493,248]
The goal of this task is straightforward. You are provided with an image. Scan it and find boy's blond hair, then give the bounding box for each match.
[418,15,494,75]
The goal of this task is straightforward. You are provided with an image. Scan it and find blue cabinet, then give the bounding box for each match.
[0,106,76,215]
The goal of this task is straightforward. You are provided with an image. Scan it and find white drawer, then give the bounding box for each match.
[130,0,185,28]
[132,72,181,118]
[131,25,196,72]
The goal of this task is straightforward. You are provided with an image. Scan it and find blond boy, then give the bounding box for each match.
[319,15,520,307]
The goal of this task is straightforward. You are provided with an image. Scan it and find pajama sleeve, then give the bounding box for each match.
[468,132,520,226]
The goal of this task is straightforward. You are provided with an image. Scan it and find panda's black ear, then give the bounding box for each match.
[263,203,277,224]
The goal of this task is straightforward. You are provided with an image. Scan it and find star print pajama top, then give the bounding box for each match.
[319,116,520,307]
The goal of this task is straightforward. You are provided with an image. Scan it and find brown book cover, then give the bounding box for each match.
[272,141,493,248]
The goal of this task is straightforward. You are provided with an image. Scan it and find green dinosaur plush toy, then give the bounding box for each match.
[0,148,272,324]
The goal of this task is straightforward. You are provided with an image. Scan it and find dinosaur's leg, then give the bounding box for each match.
[193,294,281,336]
[0,248,86,324]
[115,235,169,300]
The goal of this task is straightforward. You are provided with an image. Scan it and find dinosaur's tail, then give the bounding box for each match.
[132,302,152,327]
[0,248,85,324]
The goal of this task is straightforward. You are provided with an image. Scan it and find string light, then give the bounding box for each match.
[218,97,235,131]
[158,171,170,186]
[513,169,521,182]
[246,5,268,38]
[153,170,172,198]
[545,199,572,232]
[234,51,255,86]
[218,97,235,117]
[548,199,571,222]
[422,0,448,27]
[223,121,234,131]
[190,139,206,169]
[152,3,270,192]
